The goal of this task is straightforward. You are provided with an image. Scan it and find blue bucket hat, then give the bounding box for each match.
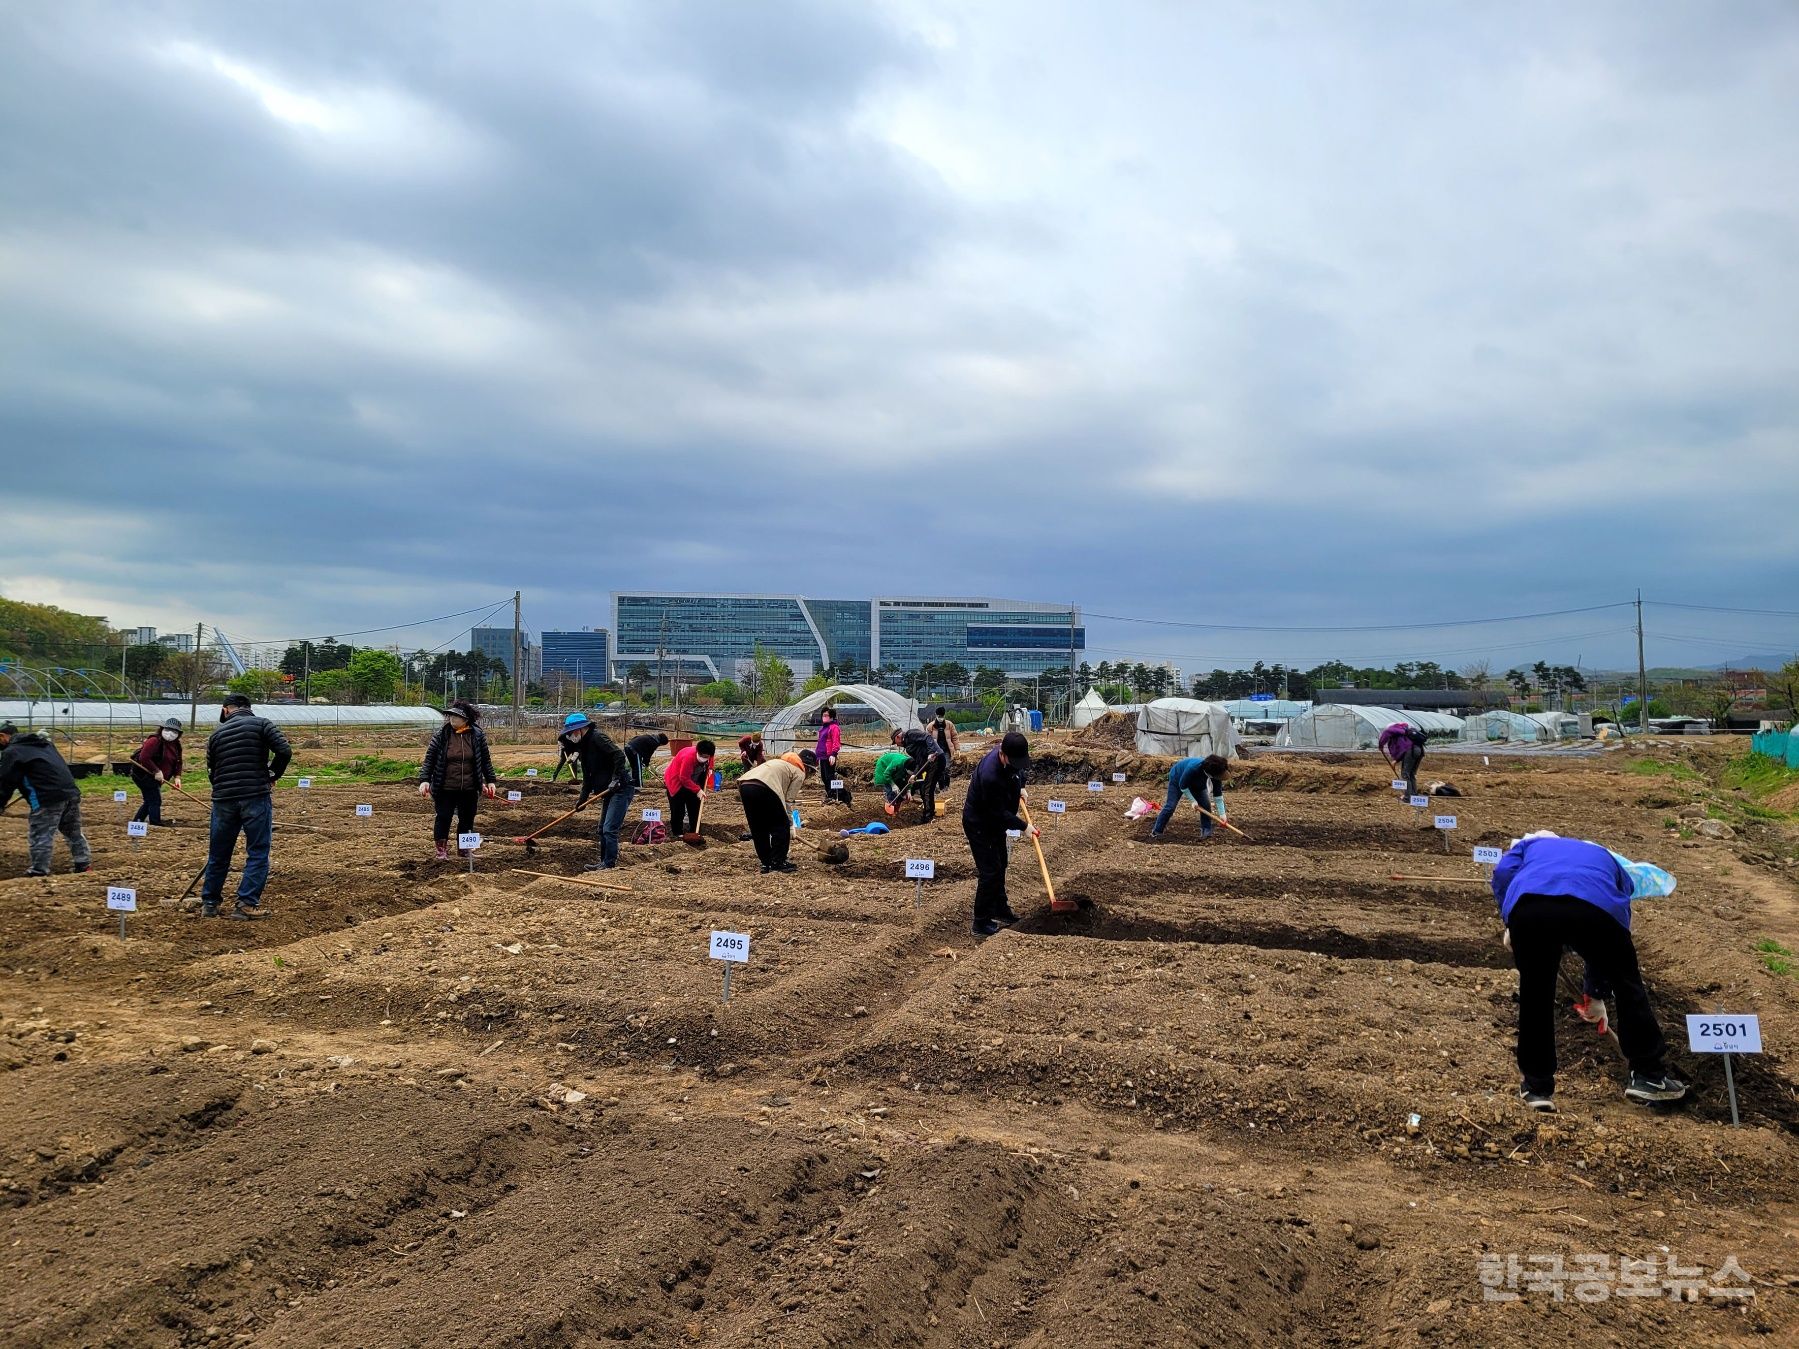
[563,712,590,730]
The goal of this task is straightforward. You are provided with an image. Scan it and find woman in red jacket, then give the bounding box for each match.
[128,717,184,825]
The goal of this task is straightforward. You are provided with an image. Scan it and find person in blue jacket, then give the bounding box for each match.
[1148,754,1228,841]
[1491,833,1686,1112]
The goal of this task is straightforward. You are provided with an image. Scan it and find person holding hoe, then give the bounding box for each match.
[1379,720,1428,798]
[1492,831,1687,1112]
[199,694,290,919]
[737,748,817,872]
[419,700,498,860]
[0,721,92,877]
[559,712,630,869]
[930,705,959,791]
[663,738,715,840]
[737,733,766,772]
[128,717,185,827]
[1148,754,1229,842]
[962,730,1036,937]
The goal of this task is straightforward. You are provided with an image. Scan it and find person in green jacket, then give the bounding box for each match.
[873,745,916,810]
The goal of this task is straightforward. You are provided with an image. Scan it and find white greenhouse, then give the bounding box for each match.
[1460,710,1551,743]
[1274,705,1463,750]
[1134,699,1239,758]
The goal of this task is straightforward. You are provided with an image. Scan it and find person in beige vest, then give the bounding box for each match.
[738,749,816,873]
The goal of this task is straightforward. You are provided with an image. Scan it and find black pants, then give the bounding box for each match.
[669,787,702,836]
[1399,746,1424,796]
[820,754,848,803]
[131,769,164,825]
[739,781,791,867]
[433,788,478,842]
[965,823,1010,921]
[935,744,952,789]
[910,754,939,822]
[1508,894,1668,1094]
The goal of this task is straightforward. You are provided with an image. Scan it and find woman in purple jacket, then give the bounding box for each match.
[815,707,846,803]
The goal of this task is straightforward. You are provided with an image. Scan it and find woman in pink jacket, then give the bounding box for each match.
[815,708,845,803]
[663,739,715,838]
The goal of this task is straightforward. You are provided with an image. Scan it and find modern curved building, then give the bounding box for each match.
[608,593,1082,682]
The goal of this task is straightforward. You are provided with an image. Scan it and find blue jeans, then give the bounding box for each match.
[598,785,634,867]
[202,795,273,907]
[1150,766,1213,838]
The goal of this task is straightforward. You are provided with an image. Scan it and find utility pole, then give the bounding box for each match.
[512,590,523,733]
[1636,590,1649,734]
[1067,604,1078,724]
[188,622,204,730]
[657,609,668,713]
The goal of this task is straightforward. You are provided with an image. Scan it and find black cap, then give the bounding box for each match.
[655,733,669,745]
[222,693,252,710]
[1000,731,1030,760]
[799,749,818,767]
[0,722,15,736]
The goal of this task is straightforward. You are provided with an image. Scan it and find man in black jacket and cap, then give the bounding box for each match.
[200,694,291,919]
[0,722,92,876]
[961,731,1036,937]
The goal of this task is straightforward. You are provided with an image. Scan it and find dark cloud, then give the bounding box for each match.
[1,0,1796,671]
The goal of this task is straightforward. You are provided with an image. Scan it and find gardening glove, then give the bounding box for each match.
[483,783,497,799]
[170,777,182,790]
[1028,824,1041,839]
[417,781,431,797]
[153,770,165,782]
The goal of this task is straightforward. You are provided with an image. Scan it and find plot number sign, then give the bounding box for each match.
[106,886,137,912]
[1472,846,1503,865]
[457,832,482,851]
[1046,800,1067,814]
[905,858,936,879]
[710,930,750,962]
[1087,781,1104,793]
[710,929,749,1002]
[1112,772,1127,783]
[297,777,313,789]
[1688,1013,1762,1128]
[830,779,845,791]
[1408,795,1430,809]
[507,790,522,802]
[113,790,128,804]
[1391,780,1408,792]
[1434,815,1457,830]
[642,807,662,823]
[525,768,539,778]
[355,803,373,817]
[1687,1015,1761,1055]
[126,821,149,839]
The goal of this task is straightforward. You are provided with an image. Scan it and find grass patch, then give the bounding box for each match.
[1720,751,1799,800]
[1756,938,1795,978]
[1740,802,1787,821]
[1626,758,1701,781]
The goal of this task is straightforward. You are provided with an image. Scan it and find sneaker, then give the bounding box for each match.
[1519,1084,1556,1113]
[773,862,798,873]
[1573,995,1610,1036]
[759,864,771,874]
[199,902,220,918]
[24,869,49,878]
[435,842,450,861]
[996,907,1021,925]
[970,918,1003,938]
[73,862,92,874]
[227,906,265,922]
[1624,1072,1688,1104]
[1147,832,1166,844]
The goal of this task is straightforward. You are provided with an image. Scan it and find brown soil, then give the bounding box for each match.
[1069,710,1139,750]
[3,740,1797,1345]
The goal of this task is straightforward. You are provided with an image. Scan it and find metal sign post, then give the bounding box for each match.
[905,857,935,908]
[1687,1013,1763,1127]
[710,929,750,1002]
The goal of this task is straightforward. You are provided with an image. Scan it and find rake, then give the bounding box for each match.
[511,791,609,856]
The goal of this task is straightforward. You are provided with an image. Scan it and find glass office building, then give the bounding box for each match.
[470,626,535,680]
[540,630,611,683]
[608,593,1081,681]
[872,598,1082,676]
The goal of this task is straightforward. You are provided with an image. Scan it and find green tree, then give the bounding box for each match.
[1771,659,1799,719]
[749,644,793,706]
[227,669,287,700]
[125,643,170,687]
[346,649,403,703]
[694,679,745,703]
[309,668,352,702]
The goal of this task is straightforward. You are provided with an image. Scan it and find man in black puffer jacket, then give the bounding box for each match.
[200,694,292,919]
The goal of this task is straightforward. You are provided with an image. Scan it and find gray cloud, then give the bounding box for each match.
[2,0,1796,672]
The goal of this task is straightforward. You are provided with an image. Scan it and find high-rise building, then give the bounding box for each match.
[130,626,158,646]
[540,629,611,684]
[470,626,534,679]
[871,597,1082,676]
[156,632,195,653]
[607,593,1081,682]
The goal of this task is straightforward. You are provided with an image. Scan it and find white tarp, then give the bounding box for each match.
[999,704,1033,734]
[1069,688,1110,729]
[761,684,922,754]
[0,699,442,732]
[1527,711,1579,740]
[1275,705,1464,750]
[1460,710,1547,743]
[1134,698,1239,758]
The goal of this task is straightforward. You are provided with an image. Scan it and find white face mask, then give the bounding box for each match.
[161,729,179,741]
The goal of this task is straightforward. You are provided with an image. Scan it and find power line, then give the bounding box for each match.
[1082,600,1636,633]
[1648,601,1799,619]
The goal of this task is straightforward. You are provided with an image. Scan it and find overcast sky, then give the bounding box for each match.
[3,0,1797,675]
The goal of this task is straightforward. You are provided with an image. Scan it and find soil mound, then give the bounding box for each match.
[1070,710,1138,749]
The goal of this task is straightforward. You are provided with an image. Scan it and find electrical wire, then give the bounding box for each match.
[1080,600,1637,633]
